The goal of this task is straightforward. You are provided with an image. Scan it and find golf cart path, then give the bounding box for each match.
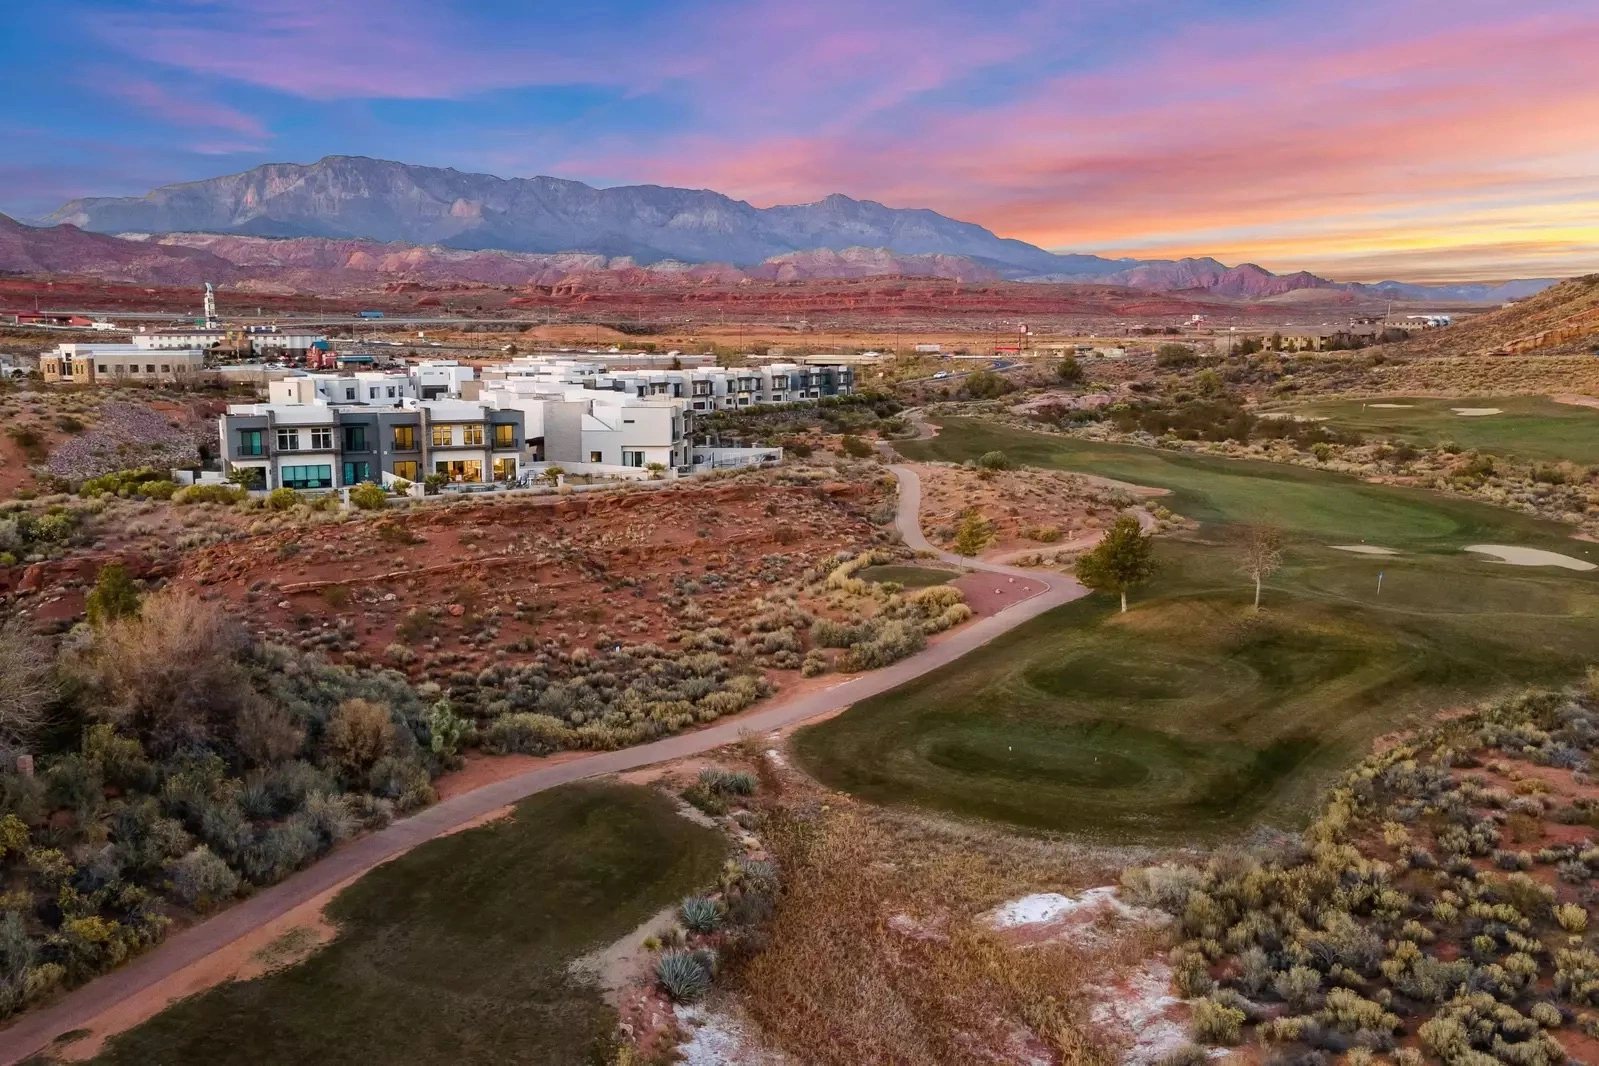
[0,466,1085,1066]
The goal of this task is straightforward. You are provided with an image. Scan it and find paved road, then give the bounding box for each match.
[0,466,1085,1065]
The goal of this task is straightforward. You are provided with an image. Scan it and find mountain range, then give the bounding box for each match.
[21,155,1561,302]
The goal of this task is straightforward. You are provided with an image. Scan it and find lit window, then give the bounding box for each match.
[493,424,515,447]
[393,425,417,450]
[431,425,453,447]
[462,425,484,446]
[393,460,418,481]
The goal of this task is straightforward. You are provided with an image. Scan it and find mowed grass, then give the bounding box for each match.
[859,564,961,587]
[898,418,1584,551]
[796,542,1599,841]
[1282,395,1599,465]
[89,783,725,1066]
[794,418,1599,841]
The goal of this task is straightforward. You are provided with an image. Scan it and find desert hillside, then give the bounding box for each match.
[1395,274,1599,356]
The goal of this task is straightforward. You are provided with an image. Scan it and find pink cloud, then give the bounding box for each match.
[102,79,268,141]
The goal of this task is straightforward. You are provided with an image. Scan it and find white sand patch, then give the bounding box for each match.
[981,887,1169,952]
[1087,959,1215,1065]
[1466,545,1597,571]
[1552,394,1599,410]
[1257,412,1328,422]
[1367,403,1414,408]
[1452,407,1503,416]
[1331,545,1401,556]
[675,1004,794,1066]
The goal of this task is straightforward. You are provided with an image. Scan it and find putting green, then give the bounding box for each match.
[797,419,1599,841]
[1281,395,1599,465]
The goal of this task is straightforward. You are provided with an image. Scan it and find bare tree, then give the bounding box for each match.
[1237,526,1284,610]
[0,621,55,750]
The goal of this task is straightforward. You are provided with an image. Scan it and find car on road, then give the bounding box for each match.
[932,371,951,379]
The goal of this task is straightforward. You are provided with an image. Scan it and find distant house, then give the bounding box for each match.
[39,343,207,384]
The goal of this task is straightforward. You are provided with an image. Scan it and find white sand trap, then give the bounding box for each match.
[1367,403,1414,409]
[1466,544,1596,571]
[1331,545,1400,556]
[1452,407,1503,416]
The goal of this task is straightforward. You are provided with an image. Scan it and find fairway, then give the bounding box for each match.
[88,784,725,1066]
[898,418,1588,551]
[795,417,1599,841]
[1281,395,1599,465]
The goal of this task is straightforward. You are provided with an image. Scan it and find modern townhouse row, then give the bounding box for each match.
[217,357,854,489]
[220,398,525,490]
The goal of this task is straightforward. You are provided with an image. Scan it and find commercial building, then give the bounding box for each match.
[39,344,208,384]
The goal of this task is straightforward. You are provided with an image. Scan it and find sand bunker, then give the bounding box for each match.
[1452,408,1503,417]
[1553,394,1599,410]
[1367,403,1414,409]
[1466,545,1597,571]
[1331,545,1400,556]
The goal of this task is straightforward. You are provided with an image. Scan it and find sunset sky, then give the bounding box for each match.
[2,0,1595,281]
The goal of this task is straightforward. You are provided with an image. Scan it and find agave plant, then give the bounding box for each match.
[679,895,724,934]
[656,950,711,1003]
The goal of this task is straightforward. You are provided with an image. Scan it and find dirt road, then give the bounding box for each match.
[0,464,1086,1065]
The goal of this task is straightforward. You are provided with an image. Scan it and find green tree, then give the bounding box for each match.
[1074,515,1156,613]
[839,435,875,459]
[85,563,141,628]
[1154,344,1198,369]
[953,511,993,556]
[1056,356,1085,385]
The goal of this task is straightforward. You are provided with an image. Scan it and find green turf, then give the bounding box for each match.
[796,418,1599,841]
[898,418,1590,552]
[1281,395,1599,466]
[795,541,1599,841]
[89,783,726,1066]
[859,564,961,587]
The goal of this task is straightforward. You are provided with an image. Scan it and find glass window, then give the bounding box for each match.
[345,388,356,401]
[342,461,370,485]
[462,425,484,446]
[432,425,453,447]
[146,364,156,374]
[276,428,299,451]
[310,427,333,450]
[392,425,417,450]
[237,429,264,457]
[369,387,378,399]
[160,364,170,373]
[393,460,418,482]
[343,426,367,452]
[386,386,396,398]
[589,451,603,463]
[493,424,515,447]
[281,464,332,489]
[434,459,481,483]
[622,450,644,467]
[493,458,516,481]
[97,365,107,374]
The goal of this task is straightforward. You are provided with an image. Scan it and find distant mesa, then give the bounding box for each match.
[14,155,1570,299]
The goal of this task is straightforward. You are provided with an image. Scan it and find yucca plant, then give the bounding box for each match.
[680,895,724,934]
[655,950,711,1003]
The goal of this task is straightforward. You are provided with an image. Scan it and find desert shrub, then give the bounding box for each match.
[656,950,711,1003]
[234,698,304,767]
[800,650,829,677]
[1557,902,1589,933]
[1121,863,1204,912]
[174,484,245,505]
[0,621,55,750]
[426,699,472,756]
[700,769,756,796]
[326,698,396,778]
[365,757,435,812]
[838,435,874,459]
[481,713,574,755]
[1274,966,1323,1010]
[841,619,926,671]
[85,562,142,627]
[1191,996,1245,1044]
[166,845,240,909]
[975,450,1012,471]
[680,895,725,933]
[78,592,255,754]
[348,482,388,511]
[1171,946,1214,996]
[265,487,301,511]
